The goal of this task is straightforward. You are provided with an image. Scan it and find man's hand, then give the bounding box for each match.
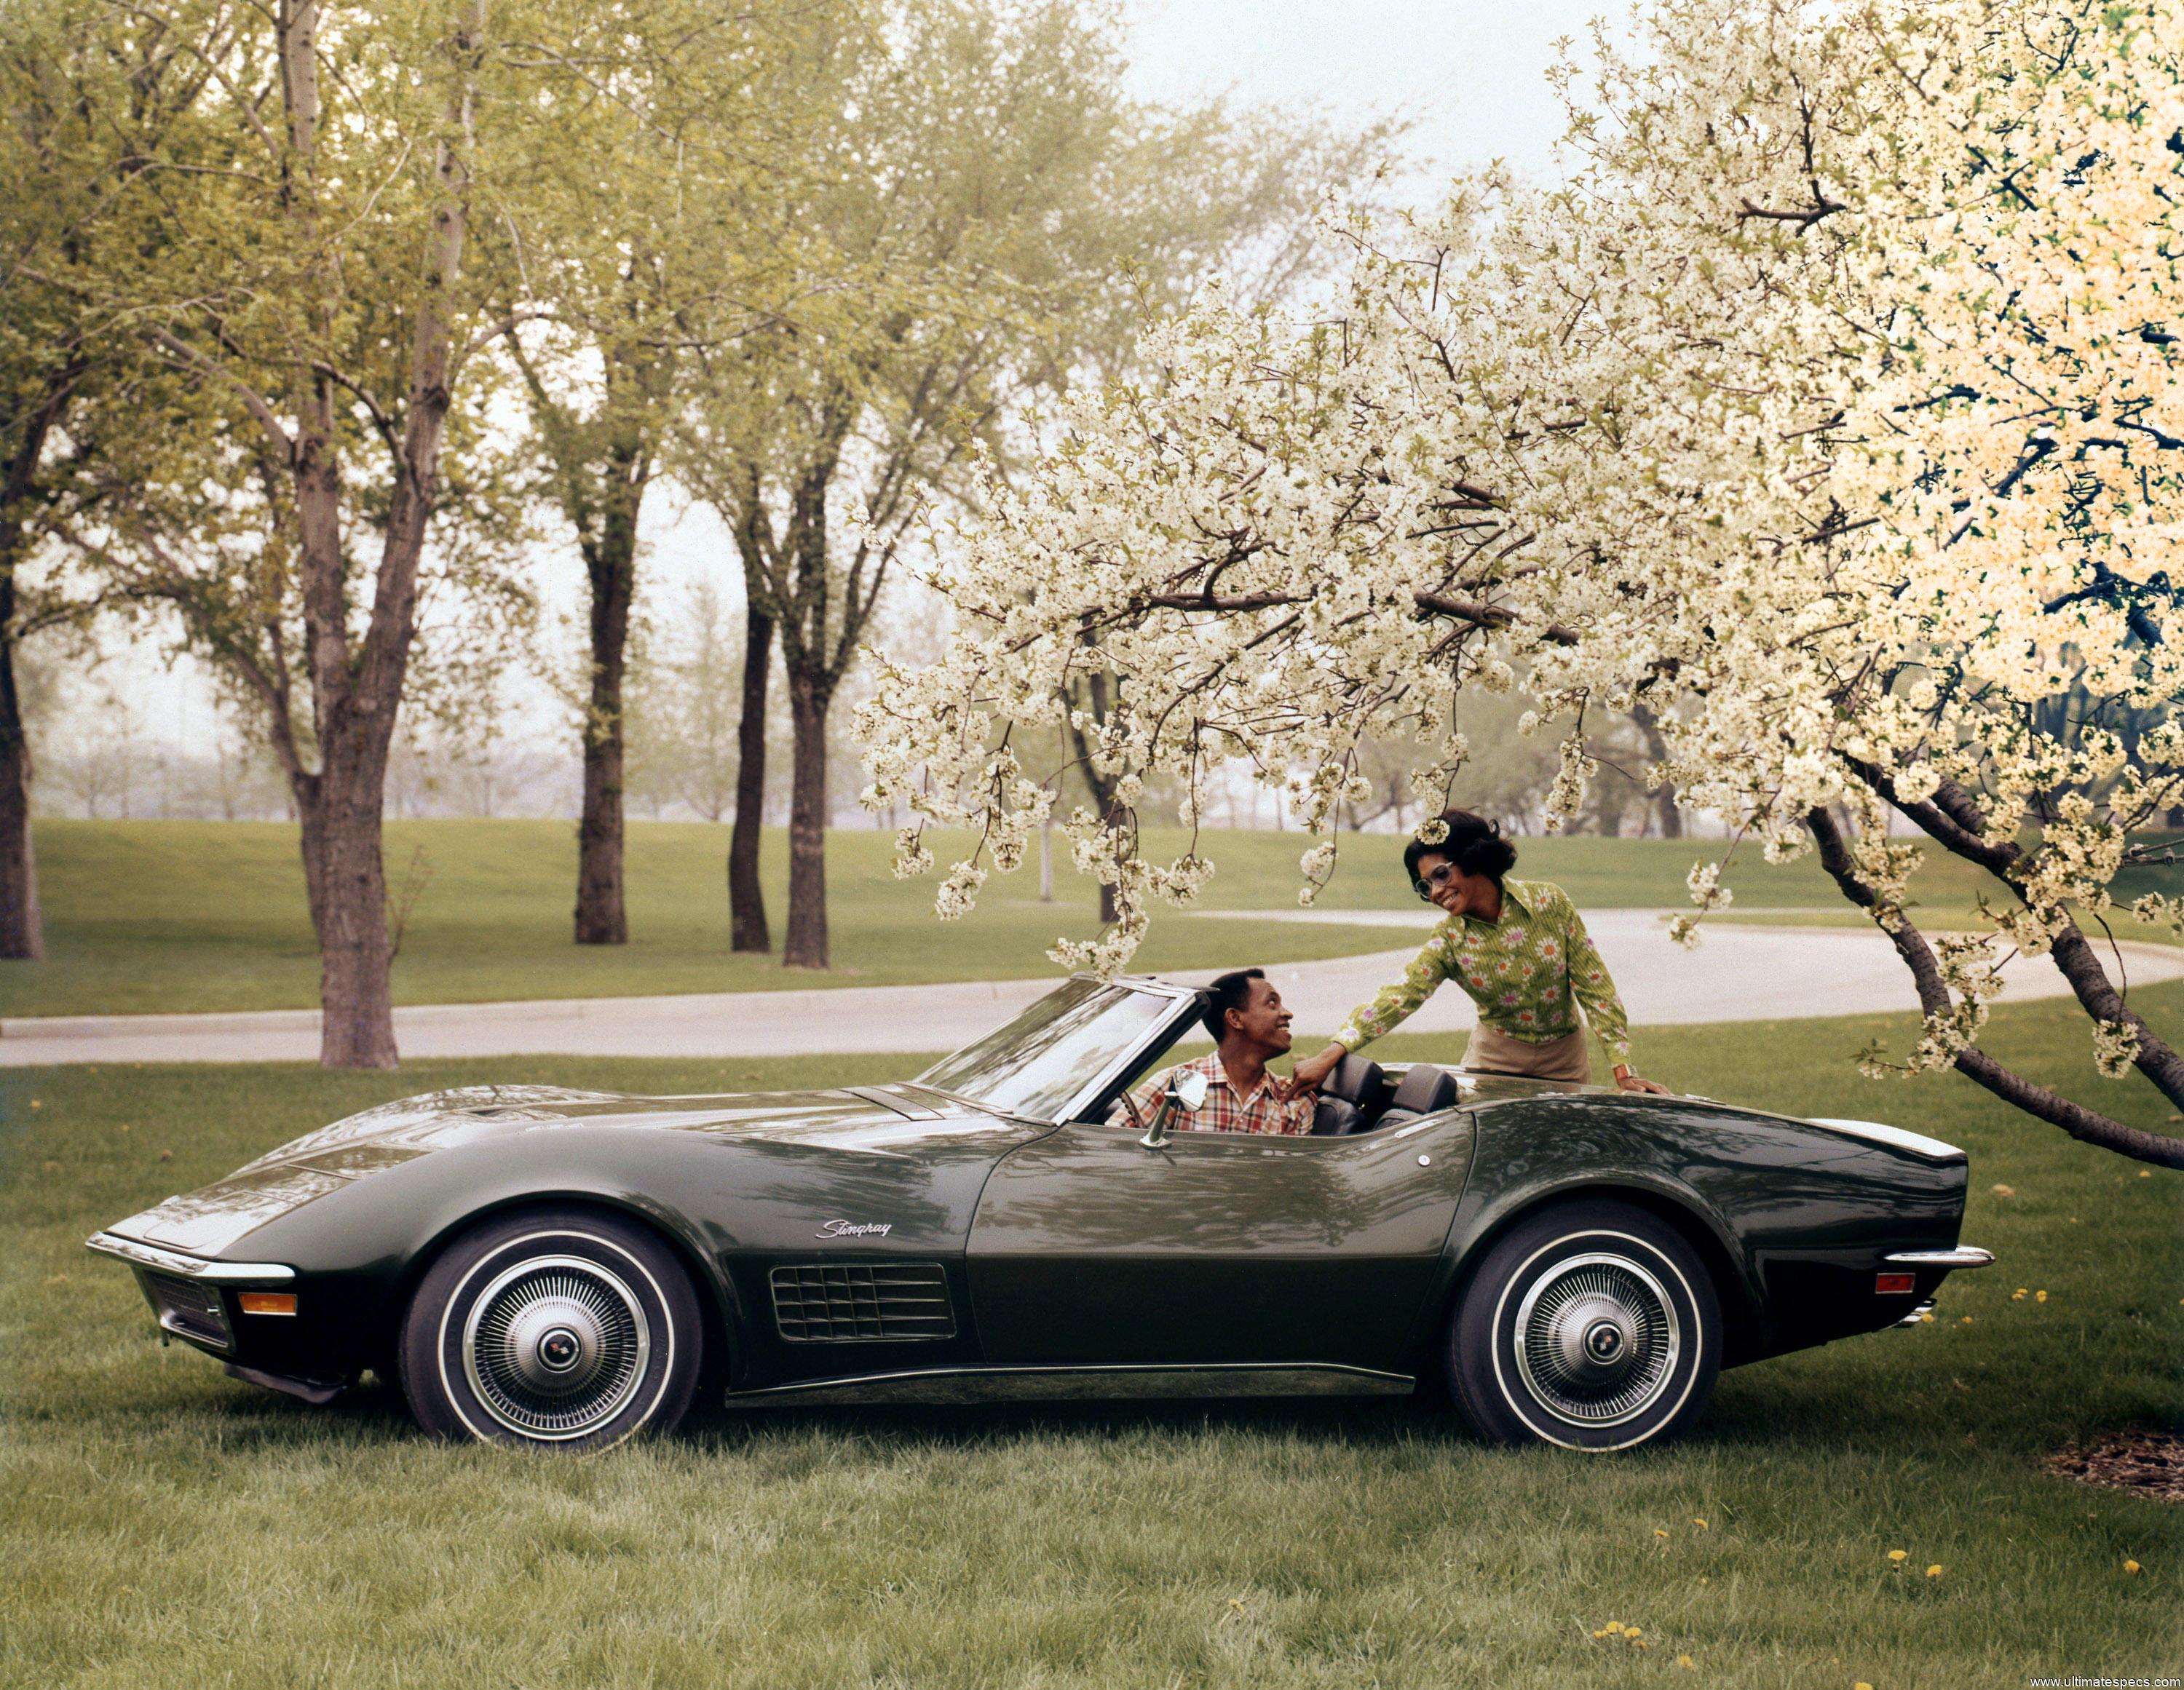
[1613,1066,1671,1095]
[1282,1042,1348,1100]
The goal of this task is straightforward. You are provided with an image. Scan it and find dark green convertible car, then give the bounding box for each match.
[88,973,1991,1452]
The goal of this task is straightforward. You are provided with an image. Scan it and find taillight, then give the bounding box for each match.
[1875,1272,1916,1296]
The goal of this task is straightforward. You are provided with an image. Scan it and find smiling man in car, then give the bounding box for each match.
[1108,967,1315,1135]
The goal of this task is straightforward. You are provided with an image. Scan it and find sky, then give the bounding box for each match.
[1122,0,1612,189]
[81,0,1636,766]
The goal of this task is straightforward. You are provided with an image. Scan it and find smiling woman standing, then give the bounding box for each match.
[1289,809,1669,1095]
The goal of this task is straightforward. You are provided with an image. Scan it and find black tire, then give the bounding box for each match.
[1447,1199,1720,1451]
[399,1206,703,1451]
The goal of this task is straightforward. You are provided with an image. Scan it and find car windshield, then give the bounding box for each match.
[914,977,1181,1119]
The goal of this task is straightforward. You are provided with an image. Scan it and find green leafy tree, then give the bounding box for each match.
[683,0,1393,967]
[64,0,542,1066]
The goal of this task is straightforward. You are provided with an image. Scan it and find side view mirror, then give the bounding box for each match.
[1141,1068,1210,1149]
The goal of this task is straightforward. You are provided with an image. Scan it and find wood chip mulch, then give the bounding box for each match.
[2049,1427,2184,1502]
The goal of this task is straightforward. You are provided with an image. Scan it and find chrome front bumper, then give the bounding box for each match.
[84,1230,296,1285]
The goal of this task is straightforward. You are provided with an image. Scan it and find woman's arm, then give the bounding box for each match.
[1289,933,1454,1094]
[1336,933,1454,1052]
[1557,891,1667,1093]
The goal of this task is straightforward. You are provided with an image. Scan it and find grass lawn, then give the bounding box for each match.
[0,821,1415,1019]
[9,820,2177,1019]
[2,987,2178,1689]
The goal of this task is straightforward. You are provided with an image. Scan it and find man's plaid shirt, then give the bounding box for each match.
[1107,1051,1315,1136]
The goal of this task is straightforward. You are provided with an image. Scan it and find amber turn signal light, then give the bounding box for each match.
[1874,1272,1916,1296]
[237,1292,298,1316]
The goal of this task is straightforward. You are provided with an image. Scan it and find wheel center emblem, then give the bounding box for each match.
[537,1327,582,1373]
[1586,1320,1623,1360]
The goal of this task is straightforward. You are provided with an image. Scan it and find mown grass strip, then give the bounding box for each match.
[1,989,2177,1688]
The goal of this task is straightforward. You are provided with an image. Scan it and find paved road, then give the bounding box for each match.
[3,909,2177,1066]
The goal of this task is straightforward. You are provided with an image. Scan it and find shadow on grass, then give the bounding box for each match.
[181,1346,1985,1469]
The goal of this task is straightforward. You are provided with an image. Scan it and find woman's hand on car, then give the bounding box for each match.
[1283,1042,1348,1099]
[1614,1068,1671,1095]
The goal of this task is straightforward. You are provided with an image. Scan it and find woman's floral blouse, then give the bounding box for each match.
[1332,878,1633,1062]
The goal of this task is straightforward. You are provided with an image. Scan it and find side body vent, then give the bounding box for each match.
[771,1263,956,1343]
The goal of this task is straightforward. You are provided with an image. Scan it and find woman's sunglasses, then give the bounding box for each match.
[1412,861,1460,902]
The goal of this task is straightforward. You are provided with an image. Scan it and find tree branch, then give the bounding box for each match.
[1807,809,2184,1166]
[1836,761,2184,1113]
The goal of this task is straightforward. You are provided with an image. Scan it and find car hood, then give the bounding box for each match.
[109,1082,1021,1258]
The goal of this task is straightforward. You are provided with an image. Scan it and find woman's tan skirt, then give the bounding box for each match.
[1461,1024,1593,1083]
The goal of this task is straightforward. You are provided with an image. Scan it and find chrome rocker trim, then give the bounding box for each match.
[726,1361,1417,1408]
[1881,1246,1995,1270]
[85,1230,297,1285]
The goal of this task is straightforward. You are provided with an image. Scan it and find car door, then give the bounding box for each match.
[965,1108,1476,1373]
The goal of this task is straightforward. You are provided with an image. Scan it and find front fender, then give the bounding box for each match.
[223,1130,745,1375]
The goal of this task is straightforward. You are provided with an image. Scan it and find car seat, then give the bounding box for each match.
[1375,1063,1462,1127]
[1310,1052,1389,1135]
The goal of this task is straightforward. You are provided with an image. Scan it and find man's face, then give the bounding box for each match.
[1225,975,1294,1055]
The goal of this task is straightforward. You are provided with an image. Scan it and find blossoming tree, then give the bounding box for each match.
[857,0,2184,1165]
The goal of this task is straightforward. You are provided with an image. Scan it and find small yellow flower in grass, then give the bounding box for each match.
[2011,1288,2027,1301]
[1990,1183,2014,1197]
[2142,1170,2153,1178]
[2035,1290,2048,1304]
[1677,1655,1696,1670]
[158,1149,173,1162]
[1605,1622,1625,1635]
[1856,1682,1875,1690]
[1655,1528,1670,1538]
[1693,1518,1709,1529]
[29,1098,41,1109]
[1887,1550,1908,1564]
[1926,1565,1943,1579]
[1920,1312,1934,1322]
[1592,1630,1608,1639]
[2124,1560,2140,1574]
[1961,1315,1974,1324]
[1626,1628,1642,1641]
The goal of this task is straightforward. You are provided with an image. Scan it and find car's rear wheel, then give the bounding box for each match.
[1447,1199,1720,1451]
[399,1207,702,1451]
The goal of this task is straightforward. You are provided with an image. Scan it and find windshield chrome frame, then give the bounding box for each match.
[907,973,1205,1126]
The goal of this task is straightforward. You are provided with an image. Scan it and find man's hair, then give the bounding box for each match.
[1403,807,1519,889]
[1202,967,1265,1040]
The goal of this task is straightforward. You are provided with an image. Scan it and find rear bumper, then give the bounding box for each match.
[1882,1245,1995,1270]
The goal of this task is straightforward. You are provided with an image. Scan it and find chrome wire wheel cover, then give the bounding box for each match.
[461,1254,652,1441]
[1512,1251,1681,1427]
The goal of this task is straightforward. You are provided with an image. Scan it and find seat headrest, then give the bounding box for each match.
[1388,1063,1460,1116]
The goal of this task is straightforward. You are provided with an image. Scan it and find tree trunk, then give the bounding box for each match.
[0,376,73,961]
[573,470,641,945]
[728,604,772,951]
[0,639,41,960]
[1628,703,1682,838]
[782,678,829,969]
[299,781,397,1068]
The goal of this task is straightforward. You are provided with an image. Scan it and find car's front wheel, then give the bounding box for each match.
[1448,1199,1720,1451]
[399,1207,702,1451]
